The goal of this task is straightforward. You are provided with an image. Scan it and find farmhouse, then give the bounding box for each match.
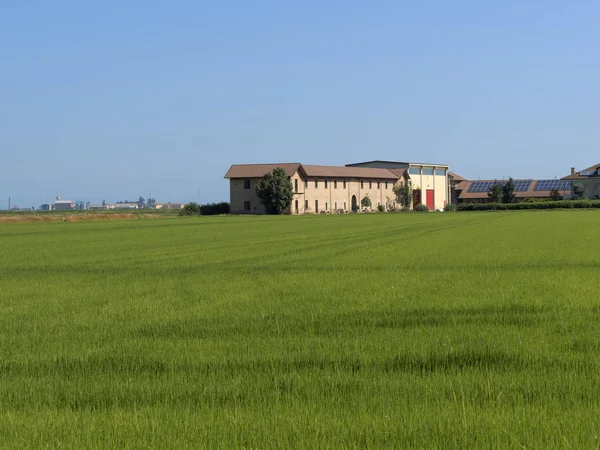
[562,164,600,199]
[224,160,450,215]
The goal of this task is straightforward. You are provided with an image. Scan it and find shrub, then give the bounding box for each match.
[457,200,600,211]
[444,204,457,211]
[414,204,429,212]
[179,202,201,216]
[199,202,230,215]
[399,206,411,213]
[377,204,385,212]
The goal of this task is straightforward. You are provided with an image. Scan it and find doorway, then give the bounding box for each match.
[351,195,358,212]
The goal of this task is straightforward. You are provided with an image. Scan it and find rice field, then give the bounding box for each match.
[1,211,600,448]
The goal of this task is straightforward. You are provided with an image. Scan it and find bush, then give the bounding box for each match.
[179,202,201,216]
[179,202,230,216]
[399,206,411,213]
[444,203,457,211]
[199,202,230,215]
[457,200,600,211]
[377,204,385,212]
[414,204,429,212]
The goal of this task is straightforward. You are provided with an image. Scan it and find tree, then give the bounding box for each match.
[550,189,562,201]
[488,181,503,203]
[572,184,585,200]
[392,180,413,208]
[146,198,156,207]
[502,177,516,203]
[255,167,294,215]
[361,195,372,210]
[102,199,106,207]
[137,196,146,208]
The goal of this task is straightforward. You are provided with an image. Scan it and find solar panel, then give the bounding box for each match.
[467,180,532,193]
[533,180,571,191]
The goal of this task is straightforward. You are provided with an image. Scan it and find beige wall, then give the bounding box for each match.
[301,178,398,214]
[229,173,400,215]
[407,165,449,210]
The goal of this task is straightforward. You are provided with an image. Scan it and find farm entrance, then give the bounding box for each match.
[351,195,358,212]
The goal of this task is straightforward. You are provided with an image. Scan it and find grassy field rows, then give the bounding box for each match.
[1,211,600,447]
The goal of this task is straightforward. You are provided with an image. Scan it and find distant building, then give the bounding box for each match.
[113,203,139,209]
[54,200,74,211]
[88,204,110,210]
[155,202,185,210]
[39,204,52,211]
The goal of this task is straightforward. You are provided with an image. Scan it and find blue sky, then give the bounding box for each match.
[2,1,599,208]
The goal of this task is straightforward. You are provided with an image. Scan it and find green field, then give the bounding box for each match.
[1,211,600,448]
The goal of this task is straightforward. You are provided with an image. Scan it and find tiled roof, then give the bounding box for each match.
[562,163,600,180]
[458,180,571,200]
[448,172,466,181]
[224,163,302,179]
[302,165,399,179]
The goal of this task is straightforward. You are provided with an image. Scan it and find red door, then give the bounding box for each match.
[426,190,434,210]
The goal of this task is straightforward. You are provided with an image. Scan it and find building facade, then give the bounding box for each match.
[224,160,450,215]
[562,164,600,199]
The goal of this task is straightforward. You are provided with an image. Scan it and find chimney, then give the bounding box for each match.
[571,167,575,175]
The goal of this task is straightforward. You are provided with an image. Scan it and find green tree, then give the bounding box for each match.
[572,184,585,200]
[550,189,562,201]
[502,178,516,203]
[361,195,372,210]
[392,181,413,209]
[255,168,294,215]
[488,181,503,203]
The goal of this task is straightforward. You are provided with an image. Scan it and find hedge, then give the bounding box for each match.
[199,202,230,215]
[457,200,600,211]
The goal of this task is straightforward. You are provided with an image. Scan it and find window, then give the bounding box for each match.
[435,169,446,176]
[315,200,319,212]
[315,180,318,188]
[422,168,434,176]
[295,179,298,192]
[377,182,380,189]
[325,202,328,211]
[334,201,337,210]
[369,181,372,189]
[385,181,388,189]
[361,181,364,188]
[305,199,308,210]
[344,201,347,210]
[334,180,337,189]
[343,180,347,189]
[305,180,308,188]
[243,179,251,189]
[324,180,328,189]
[408,167,420,175]
[244,201,251,211]
[295,200,298,212]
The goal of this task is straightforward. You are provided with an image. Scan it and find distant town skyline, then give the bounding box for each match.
[3,1,600,210]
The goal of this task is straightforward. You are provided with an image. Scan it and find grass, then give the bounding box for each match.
[1,211,600,448]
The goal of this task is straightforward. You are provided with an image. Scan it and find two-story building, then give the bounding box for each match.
[224,160,450,215]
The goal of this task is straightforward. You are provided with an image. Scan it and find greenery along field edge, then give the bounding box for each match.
[457,200,600,211]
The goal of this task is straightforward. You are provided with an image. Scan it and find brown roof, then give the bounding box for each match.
[302,165,399,179]
[388,168,408,179]
[562,163,600,180]
[224,163,302,179]
[458,180,571,200]
[455,180,469,190]
[448,172,466,181]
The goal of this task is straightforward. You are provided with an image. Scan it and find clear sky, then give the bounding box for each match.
[2,1,599,209]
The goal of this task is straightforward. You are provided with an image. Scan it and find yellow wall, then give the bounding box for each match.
[408,165,448,210]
